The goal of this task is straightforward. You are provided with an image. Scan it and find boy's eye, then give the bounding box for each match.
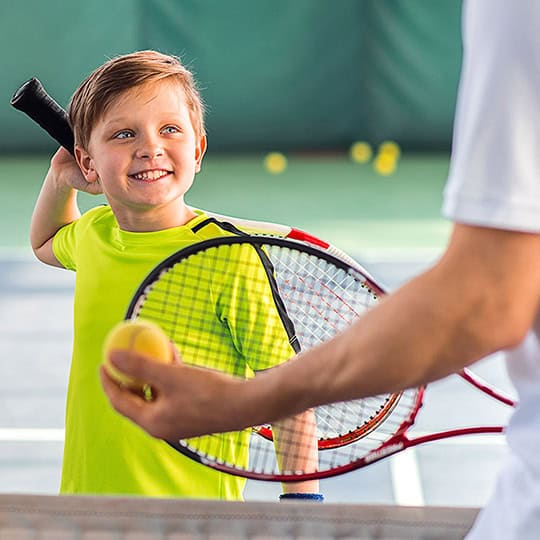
[113,130,134,139]
[161,125,180,134]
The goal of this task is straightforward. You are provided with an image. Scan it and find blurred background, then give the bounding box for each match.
[0,0,514,508]
[1,0,462,154]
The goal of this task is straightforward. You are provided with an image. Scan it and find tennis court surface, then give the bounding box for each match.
[0,153,513,535]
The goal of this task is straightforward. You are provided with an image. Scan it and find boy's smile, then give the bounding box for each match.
[129,169,172,182]
[75,80,206,232]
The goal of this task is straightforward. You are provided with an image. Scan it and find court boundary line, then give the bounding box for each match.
[390,449,424,505]
[0,428,508,445]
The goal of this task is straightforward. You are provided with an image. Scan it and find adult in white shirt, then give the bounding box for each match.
[102,1,540,537]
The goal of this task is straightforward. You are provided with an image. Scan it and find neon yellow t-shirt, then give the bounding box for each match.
[52,206,296,498]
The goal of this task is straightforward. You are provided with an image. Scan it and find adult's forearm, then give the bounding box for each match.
[242,226,540,426]
[242,273,466,424]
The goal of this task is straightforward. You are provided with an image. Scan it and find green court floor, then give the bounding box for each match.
[0,152,452,259]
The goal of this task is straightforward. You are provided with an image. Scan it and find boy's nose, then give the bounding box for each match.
[136,136,164,159]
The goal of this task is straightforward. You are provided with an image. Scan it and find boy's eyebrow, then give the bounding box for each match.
[102,113,187,128]
[101,117,128,128]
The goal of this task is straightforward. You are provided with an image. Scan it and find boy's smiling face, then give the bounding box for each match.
[75,79,206,231]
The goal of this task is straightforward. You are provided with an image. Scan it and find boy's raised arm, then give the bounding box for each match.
[30,147,100,267]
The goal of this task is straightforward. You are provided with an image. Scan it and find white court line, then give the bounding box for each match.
[0,428,508,441]
[390,449,425,506]
[1,429,506,507]
[0,429,64,441]
[0,247,34,261]
[0,429,508,445]
[388,433,508,506]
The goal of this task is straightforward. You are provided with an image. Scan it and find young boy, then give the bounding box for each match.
[31,50,319,499]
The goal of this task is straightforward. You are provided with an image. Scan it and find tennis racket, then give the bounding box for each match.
[125,235,515,481]
[12,77,517,480]
[10,78,74,154]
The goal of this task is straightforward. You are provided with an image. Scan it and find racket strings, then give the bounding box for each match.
[179,387,421,477]
[272,248,377,348]
[132,239,420,478]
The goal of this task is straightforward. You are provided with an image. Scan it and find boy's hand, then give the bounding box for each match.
[50,147,102,195]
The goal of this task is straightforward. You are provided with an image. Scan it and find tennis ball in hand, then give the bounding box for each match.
[102,319,172,391]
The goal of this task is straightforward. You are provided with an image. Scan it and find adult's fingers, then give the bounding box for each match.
[170,343,182,365]
[107,349,174,387]
[99,365,151,428]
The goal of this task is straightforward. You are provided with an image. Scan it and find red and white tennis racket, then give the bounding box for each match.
[125,234,515,481]
[11,77,517,481]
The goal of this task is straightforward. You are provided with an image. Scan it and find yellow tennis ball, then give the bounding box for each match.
[373,153,397,176]
[264,152,288,174]
[102,319,172,391]
[349,141,372,163]
[378,141,401,159]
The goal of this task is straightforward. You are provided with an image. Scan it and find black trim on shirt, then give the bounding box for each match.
[192,217,301,354]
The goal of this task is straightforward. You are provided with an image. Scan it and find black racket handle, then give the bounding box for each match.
[10,77,74,155]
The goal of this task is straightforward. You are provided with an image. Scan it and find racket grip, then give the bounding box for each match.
[279,493,324,502]
[10,77,75,155]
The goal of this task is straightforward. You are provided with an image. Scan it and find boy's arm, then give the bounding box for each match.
[272,410,320,497]
[30,147,100,267]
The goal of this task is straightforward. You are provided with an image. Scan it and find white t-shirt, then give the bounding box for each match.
[443,1,540,538]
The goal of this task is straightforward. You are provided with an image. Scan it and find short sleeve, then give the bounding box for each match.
[218,244,296,372]
[52,219,79,271]
[443,0,540,232]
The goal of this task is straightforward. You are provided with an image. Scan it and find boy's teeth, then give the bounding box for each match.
[132,170,167,180]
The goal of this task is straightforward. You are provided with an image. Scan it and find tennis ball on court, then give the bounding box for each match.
[102,319,172,391]
[349,141,372,163]
[373,153,397,176]
[263,152,288,174]
[378,141,401,159]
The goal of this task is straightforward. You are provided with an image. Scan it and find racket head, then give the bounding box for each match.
[125,235,423,481]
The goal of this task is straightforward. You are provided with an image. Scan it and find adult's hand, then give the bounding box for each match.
[100,346,246,440]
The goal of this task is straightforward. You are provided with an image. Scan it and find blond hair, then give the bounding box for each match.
[68,50,206,149]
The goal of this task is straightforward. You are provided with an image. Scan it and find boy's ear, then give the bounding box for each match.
[194,135,207,173]
[74,145,99,182]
